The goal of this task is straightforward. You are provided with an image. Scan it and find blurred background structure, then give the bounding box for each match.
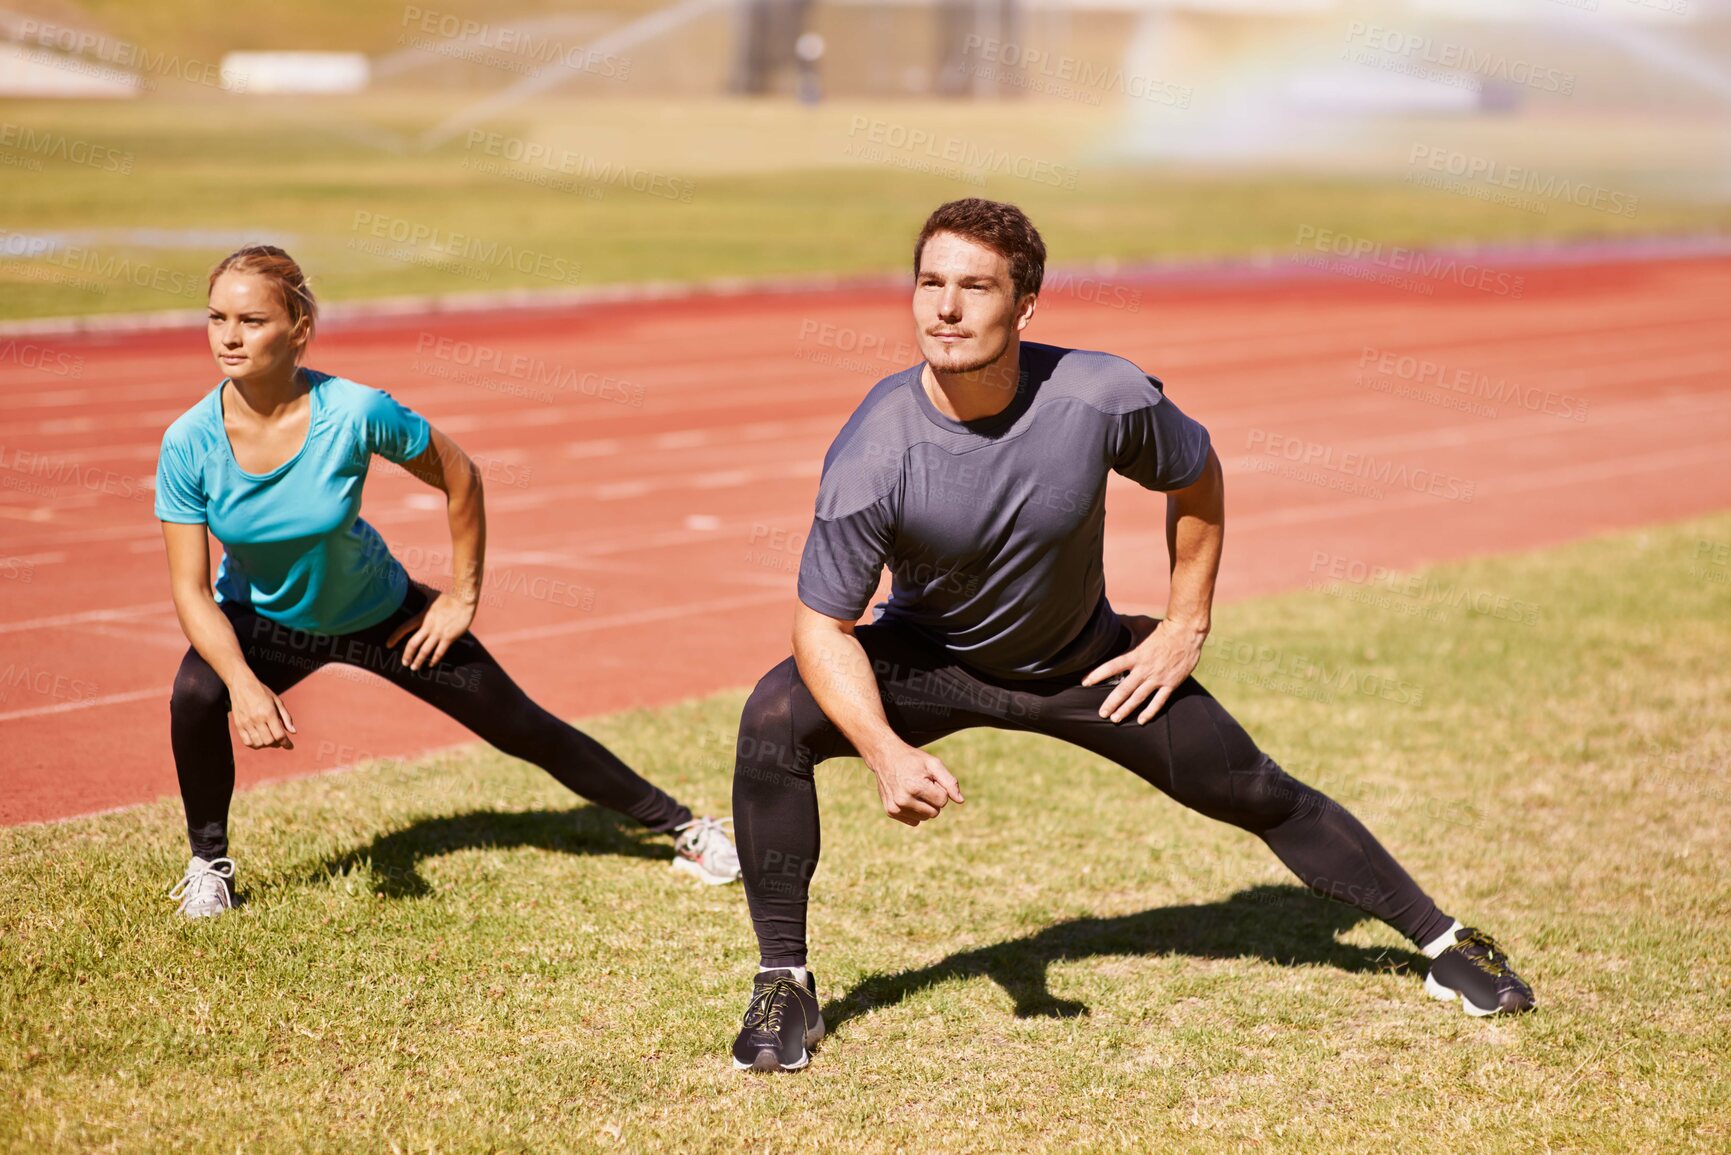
[3,0,1728,169]
[1,0,1727,323]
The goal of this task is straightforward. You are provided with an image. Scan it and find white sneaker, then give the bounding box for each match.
[671,817,741,886]
[169,856,235,919]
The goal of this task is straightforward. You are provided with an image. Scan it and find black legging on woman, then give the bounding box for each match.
[172,584,691,861]
[733,618,1457,968]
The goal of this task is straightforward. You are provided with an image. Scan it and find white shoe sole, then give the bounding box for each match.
[671,855,738,886]
[177,904,231,920]
[1424,971,1499,1017]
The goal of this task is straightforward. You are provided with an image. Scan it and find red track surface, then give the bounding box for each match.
[4,253,1729,825]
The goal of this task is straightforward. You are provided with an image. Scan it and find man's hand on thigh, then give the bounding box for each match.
[1082,613,1208,725]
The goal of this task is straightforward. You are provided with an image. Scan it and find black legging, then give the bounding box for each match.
[733,618,1455,968]
[171,584,690,860]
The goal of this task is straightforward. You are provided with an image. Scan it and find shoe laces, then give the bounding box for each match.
[169,857,235,912]
[675,815,733,839]
[1455,928,1512,978]
[743,977,801,1036]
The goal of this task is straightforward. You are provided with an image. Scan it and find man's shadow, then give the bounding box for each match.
[306,806,666,899]
[823,885,1426,1029]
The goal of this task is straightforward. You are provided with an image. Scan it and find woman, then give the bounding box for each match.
[157,244,737,918]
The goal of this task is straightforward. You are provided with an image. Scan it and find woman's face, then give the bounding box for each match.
[206,271,307,385]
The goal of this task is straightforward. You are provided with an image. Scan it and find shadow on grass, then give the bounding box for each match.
[823,884,1426,1029]
[307,806,666,899]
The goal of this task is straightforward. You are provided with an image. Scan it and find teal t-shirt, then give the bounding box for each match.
[154,370,432,635]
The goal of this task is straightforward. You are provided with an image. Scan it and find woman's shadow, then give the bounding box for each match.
[305,805,666,899]
[823,885,1427,1029]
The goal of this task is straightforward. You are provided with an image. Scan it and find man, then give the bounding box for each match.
[729,198,1533,1074]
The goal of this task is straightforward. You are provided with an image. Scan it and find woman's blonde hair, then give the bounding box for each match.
[208,244,318,350]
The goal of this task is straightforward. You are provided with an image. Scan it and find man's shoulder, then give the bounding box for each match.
[816,367,924,519]
[1030,343,1163,416]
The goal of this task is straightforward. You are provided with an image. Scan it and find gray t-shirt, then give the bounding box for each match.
[798,341,1212,680]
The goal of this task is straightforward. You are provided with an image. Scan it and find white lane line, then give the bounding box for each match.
[1221,381,1731,462]
[1219,440,1730,534]
[653,430,711,450]
[0,685,166,723]
[0,601,172,634]
[485,589,788,645]
[0,590,791,721]
[480,459,818,515]
[70,621,192,649]
[564,439,624,458]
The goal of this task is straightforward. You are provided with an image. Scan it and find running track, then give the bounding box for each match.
[4,251,1729,824]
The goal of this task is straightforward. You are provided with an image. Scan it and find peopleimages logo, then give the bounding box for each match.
[1244,428,1477,503]
[1293,226,1525,299]
[15,18,232,90]
[1357,346,1588,423]
[1342,22,1576,95]
[1407,145,1639,219]
[0,123,134,174]
[1201,633,1426,707]
[845,117,1079,189]
[412,333,645,406]
[399,6,631,79]
[348,212,583,286]
[961,35,1192,108]
[0,338,85,378]
[1306,551,1541,626]
[0,230,201,299]
[461,131,694,203]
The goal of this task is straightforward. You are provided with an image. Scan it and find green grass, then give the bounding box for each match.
[3,94,1728,320]
[4,513,1730,1152]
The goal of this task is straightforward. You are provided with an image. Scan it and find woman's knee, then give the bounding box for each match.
[170,654,229,720]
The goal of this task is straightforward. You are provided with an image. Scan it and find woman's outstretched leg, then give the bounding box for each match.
[339,601,735,881]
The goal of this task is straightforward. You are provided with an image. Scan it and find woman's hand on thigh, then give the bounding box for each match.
[387,590,476,671]
[229,676,296,749]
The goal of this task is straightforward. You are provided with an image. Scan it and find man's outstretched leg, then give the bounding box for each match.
[1051,674,1535,1017]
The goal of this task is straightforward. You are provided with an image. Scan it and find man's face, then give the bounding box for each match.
[913,231,1035,375]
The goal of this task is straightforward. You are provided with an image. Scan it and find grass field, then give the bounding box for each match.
[4,95,1730,321]
[3,513,1728,1153]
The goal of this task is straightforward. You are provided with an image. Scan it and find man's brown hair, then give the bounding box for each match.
[913,198,1046,302]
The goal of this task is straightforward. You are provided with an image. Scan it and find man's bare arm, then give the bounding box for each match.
[1082,445,1225,723]
[792,602,964,826]
[1164,444,1225,635]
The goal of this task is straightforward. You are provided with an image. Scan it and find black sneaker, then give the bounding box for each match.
[1424,927,1536,1016]
[731,969,824,1073]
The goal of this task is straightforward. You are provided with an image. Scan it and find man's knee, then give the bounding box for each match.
[1228,757,1323,830]
[1162,688,1291,824]
[735,659,825,779]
